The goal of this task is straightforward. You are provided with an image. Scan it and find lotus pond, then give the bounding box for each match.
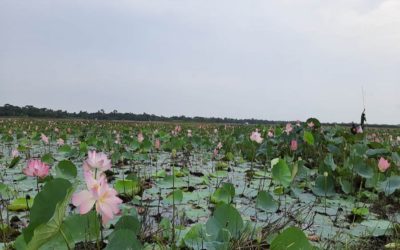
[0,118,400,250]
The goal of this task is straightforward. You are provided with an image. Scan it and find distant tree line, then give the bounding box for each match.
[0,104,398,128]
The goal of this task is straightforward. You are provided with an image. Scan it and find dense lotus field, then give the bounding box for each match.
[0,118,400,250]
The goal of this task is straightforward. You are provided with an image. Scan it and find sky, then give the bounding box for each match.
[0,0,399,124]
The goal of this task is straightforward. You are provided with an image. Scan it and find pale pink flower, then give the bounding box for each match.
[12,149,19,158]
[72,171,122,224]
[267,130,274,138]
[285,123,293,135]
[57,138,64,146]
[250,131,263,144]
[83,151,112,173]
[137,132,144,143]
[356,126,363,134]
[175,125,182,133]
[378,157,390,172]
[23,159,50,178]
[213,148,219,157]
[187,130,192,137]
[41,133,49,144]
[54,128,59,133]
[307,122,314,128]
[217,142,223,150]
[290,140,298,151]
[154,139,161,150]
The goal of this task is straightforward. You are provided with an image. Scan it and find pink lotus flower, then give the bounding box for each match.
[187,130,192,137]
[57,138,64,146]
[175,125,182,133]
[356,126,363,134]
[307,122,315,128]
[290,140,298,151]
[54,128,59,133]
[267,130,274,138]
[137,132,144,143]
[154,139,161,150]
[72,171,122,224]
[250,131,263,144]
[12,149,19,158]
[285,123,293,135]
[217,142,223,150]
[41,133,49,144]
[83,151,112,173]
[378,157,390,172]
[213,148,219,157]
[23,159,50,178]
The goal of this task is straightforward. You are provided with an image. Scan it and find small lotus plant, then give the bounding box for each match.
[72,151,122,224]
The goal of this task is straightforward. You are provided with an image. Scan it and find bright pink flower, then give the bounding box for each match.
[285,123,293,135]
[250,131,263,144]
[290,140,298,151]
[83,151,112,173]
[378,157,390,172]
[57,138,64,146]
[72,171,122,224]
[23,159,50,178]
[137,132,144,143]
[154,139,161,150]
[12,149,19,158]
[41,133,49,144]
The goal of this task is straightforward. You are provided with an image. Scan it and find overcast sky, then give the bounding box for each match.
[0,0,399,124]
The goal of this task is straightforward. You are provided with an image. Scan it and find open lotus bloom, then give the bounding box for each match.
[250,131,263,143]
[57,138,64,146]
[285,123,293,135]
[356,126,363,134]
[72,171,122,224]
[378,157,390,172]
[137,132,144,143]
[23,159,50,178]
[12,149,19,158]
[83,151,112,173]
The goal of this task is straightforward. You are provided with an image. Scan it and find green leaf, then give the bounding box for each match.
[271,227,313,250]
[256,191,278,213]
[303,131,314,145]
[25,180,74,249]
[22,178,72,244]
[183,224,207,250]
[41,153,54,164]
[9,156,21,168]
[114,215,141,235]
[312,175,335,197]
[211,183,235,204]
[354,161,374,179]
[114,179,141,197]
[272,159,292,188]
[206,204,243,240]
[165,189,184,204]
[379,176,400,196]
[7,197,34,211]
[105,229,143,250]
[55,160,77,181]
[324,154,336,171]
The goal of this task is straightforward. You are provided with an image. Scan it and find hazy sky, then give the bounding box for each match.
[1,0,399,124]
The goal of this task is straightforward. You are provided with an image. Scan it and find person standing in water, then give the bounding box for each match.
[360,109,367,130]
